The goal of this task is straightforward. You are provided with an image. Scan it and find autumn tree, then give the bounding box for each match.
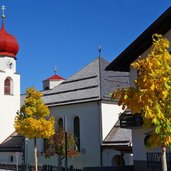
[112,34,171,171]
[14,87,55,171]
[43,128,79,171]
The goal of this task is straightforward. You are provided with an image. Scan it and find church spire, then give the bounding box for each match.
[0,3,19,57]
[54,65,57,75]
[1,4,6,23]
[98,45,102,58]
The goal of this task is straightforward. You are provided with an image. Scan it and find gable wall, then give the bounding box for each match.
[36,101,102,169]
[101,102,123,140]
[0,72,20,143]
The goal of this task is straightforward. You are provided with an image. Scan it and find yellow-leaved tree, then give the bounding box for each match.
[14,87,55,171]
[112,34,171,171]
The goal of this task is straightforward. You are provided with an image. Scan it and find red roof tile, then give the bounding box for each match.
[45,74,64,81]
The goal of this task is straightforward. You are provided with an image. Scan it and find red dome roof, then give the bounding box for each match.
[45,74,65,81]
[0,22,19,57]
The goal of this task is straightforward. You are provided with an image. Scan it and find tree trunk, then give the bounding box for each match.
[34,138,38,171]
[161,146,167,171]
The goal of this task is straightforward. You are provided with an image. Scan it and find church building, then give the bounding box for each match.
[0,4,133,169]
[0,5,20,144]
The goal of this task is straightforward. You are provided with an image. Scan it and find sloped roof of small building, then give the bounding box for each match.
[106,6,171,72]
[43,74,65,82]
[0,132,24,152]
[102,121,132,153]
[41,57,129,106]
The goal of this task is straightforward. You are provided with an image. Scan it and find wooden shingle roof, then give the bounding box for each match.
[0,132,24,152]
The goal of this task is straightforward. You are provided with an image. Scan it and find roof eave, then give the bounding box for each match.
[106,6,171,72]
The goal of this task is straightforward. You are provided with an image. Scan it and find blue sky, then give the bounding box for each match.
[2,0,171,93]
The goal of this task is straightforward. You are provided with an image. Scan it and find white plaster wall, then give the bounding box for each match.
[26,138,43,165]
[102,149,120,166]
[43,80,64,90]
[0,71,20,143]
[0,152,22,164]
[132,128,147,160]
[132,128,166,161]
[49,80,63,89]
[35,101,102,169]
[0,57,16,72]
[102,149,133,166]
[101,103,123,140]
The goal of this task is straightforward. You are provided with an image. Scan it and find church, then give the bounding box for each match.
[0,4,132,169]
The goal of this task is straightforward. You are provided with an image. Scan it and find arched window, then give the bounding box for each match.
[74,116,80,151]
[4,77,12,95]
[58,118,64,130]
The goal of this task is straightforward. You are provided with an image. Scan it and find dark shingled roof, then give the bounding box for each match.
[42,57,129,106]
[103,120,132,146]
[0,132,24,152]
[106,6,171,72]
[102,121,132,153]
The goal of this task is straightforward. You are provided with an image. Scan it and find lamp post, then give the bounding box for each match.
[64,116,68,171]
[25,138,29,171]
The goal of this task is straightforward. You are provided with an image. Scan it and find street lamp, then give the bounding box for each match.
[64,116,68,171]
[24,137,29,171]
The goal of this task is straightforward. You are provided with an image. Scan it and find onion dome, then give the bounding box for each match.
[0,22,19,57]
[0,5,19,58]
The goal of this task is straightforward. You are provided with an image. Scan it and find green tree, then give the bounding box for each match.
[112,34,171,171]
[14,87,55,171]
[43,128,79,171]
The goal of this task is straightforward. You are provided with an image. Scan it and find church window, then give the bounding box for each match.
[74,116,80,151]
[58,117,64,130]
[4,77,13,95]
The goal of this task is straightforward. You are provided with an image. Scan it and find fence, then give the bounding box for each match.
[83,165,134,171]
[147,152,171,169]
[0,163,82,171]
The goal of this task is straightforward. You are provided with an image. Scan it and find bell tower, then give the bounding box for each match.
[0,4,20,143]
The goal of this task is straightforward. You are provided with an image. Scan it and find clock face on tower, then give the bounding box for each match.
[7,60,13,69]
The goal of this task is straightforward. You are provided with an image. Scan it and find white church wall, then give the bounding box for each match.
[0,72,20,143]
[101,103,123,140]
[43,79,64,90]
[37,101,101,169]
[0,152,22,164]
[0,57,16,72]
[102,148,120,166]
[26,138,43,165]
